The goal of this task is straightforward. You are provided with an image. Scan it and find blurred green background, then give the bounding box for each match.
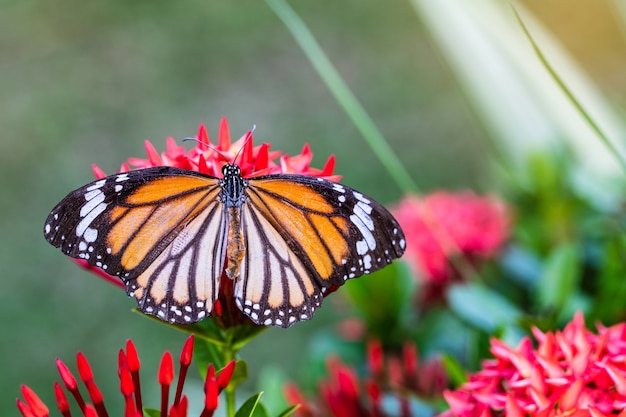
[2,0,626,414]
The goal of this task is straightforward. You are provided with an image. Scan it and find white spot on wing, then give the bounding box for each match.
[363,254,372,269]
[81,192,105,217]
[76,203,107,237]
[350,214,376,251]
[356,240,368,255]
[86,179,106,191]
[83,227,98,243]
[354,202,374,230]
[353,192,370,204]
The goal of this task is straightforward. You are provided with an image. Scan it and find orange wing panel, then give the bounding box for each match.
[310,213,349,265]
[252,192,334,279]
[125,176,213,205]
[253,180,334,213]
[107,206,153,256]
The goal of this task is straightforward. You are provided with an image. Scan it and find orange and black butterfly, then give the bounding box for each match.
[44,152,406,327]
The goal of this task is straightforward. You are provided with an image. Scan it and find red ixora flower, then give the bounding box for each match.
[92,117,339,181]
[72,117,340,326]
[441,312,626,417]
[285,340,447,417]
[16,335,235,417]
[391,192,510,287]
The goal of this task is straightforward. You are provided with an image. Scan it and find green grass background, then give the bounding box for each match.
[1,0,625,414]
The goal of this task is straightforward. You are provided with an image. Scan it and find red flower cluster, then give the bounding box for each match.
[392,192,510,285]
[16,335,235,417]
[286,340,446,417]
[91,117,339,181]
[442,312,626,417]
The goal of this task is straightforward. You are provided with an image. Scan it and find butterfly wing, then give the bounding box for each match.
[44,167,227,323]
[235,175,406,327]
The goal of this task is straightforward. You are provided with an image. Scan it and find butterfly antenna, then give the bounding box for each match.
[232,124,256,166]
[181,137,231,164]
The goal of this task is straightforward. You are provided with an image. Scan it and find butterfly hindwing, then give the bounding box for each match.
[235,174,406,327]
[235,200,324,327]
[44,167,225,322]
[45,164,405,327]
[128,198,228,323]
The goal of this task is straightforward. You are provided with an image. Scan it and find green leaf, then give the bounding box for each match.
[252,402,269,417]
[255,367,291,416]
[513,7,626,176]
[143,409,160,417]
[277,405,300,417]
[227,359,249,390]
[133,310,229,346]
[413,307,471,359]
[589,236,626,322]
[194,338,225,377]
[343,261,415,342]
[231,324,269,351]
[535,243,580,312]
[235,392,264,417]
[441,354,467,387]
[447,283,522,333]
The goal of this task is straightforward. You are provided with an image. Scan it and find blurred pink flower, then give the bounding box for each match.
[392,192,511,285]
[441,312,626,417]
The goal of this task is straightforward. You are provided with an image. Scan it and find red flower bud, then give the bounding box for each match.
[56,359,78,391]
[217,361,236,390]
[158,351,175,386]
[20,385,48,417]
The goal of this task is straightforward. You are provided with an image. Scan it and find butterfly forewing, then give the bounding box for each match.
[44,164,406,327]
[44,167,225,322]
[236,174,406,327]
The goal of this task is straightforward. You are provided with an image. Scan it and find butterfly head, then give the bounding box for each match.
[222,163,241,179]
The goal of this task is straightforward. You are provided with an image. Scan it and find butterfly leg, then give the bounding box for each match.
[226,206,245,279]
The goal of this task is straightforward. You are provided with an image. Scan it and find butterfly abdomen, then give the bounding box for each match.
[226,206,245,279]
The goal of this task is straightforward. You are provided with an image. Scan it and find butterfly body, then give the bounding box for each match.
[45,164,405,327]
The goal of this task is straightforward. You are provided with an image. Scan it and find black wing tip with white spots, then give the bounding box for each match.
[235,293,323,328]
[126,281,213,324]
[319,181,406,285]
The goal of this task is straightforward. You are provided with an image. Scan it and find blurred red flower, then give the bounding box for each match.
[392,192,511,286]
[286,340,446,417]
[441,312,626,417]
[17,335,235,417]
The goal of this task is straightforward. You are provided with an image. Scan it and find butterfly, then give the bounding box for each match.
[44,155,406,327]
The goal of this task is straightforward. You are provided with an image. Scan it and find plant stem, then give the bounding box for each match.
[224,335,237,417]
[266,0,419,195]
